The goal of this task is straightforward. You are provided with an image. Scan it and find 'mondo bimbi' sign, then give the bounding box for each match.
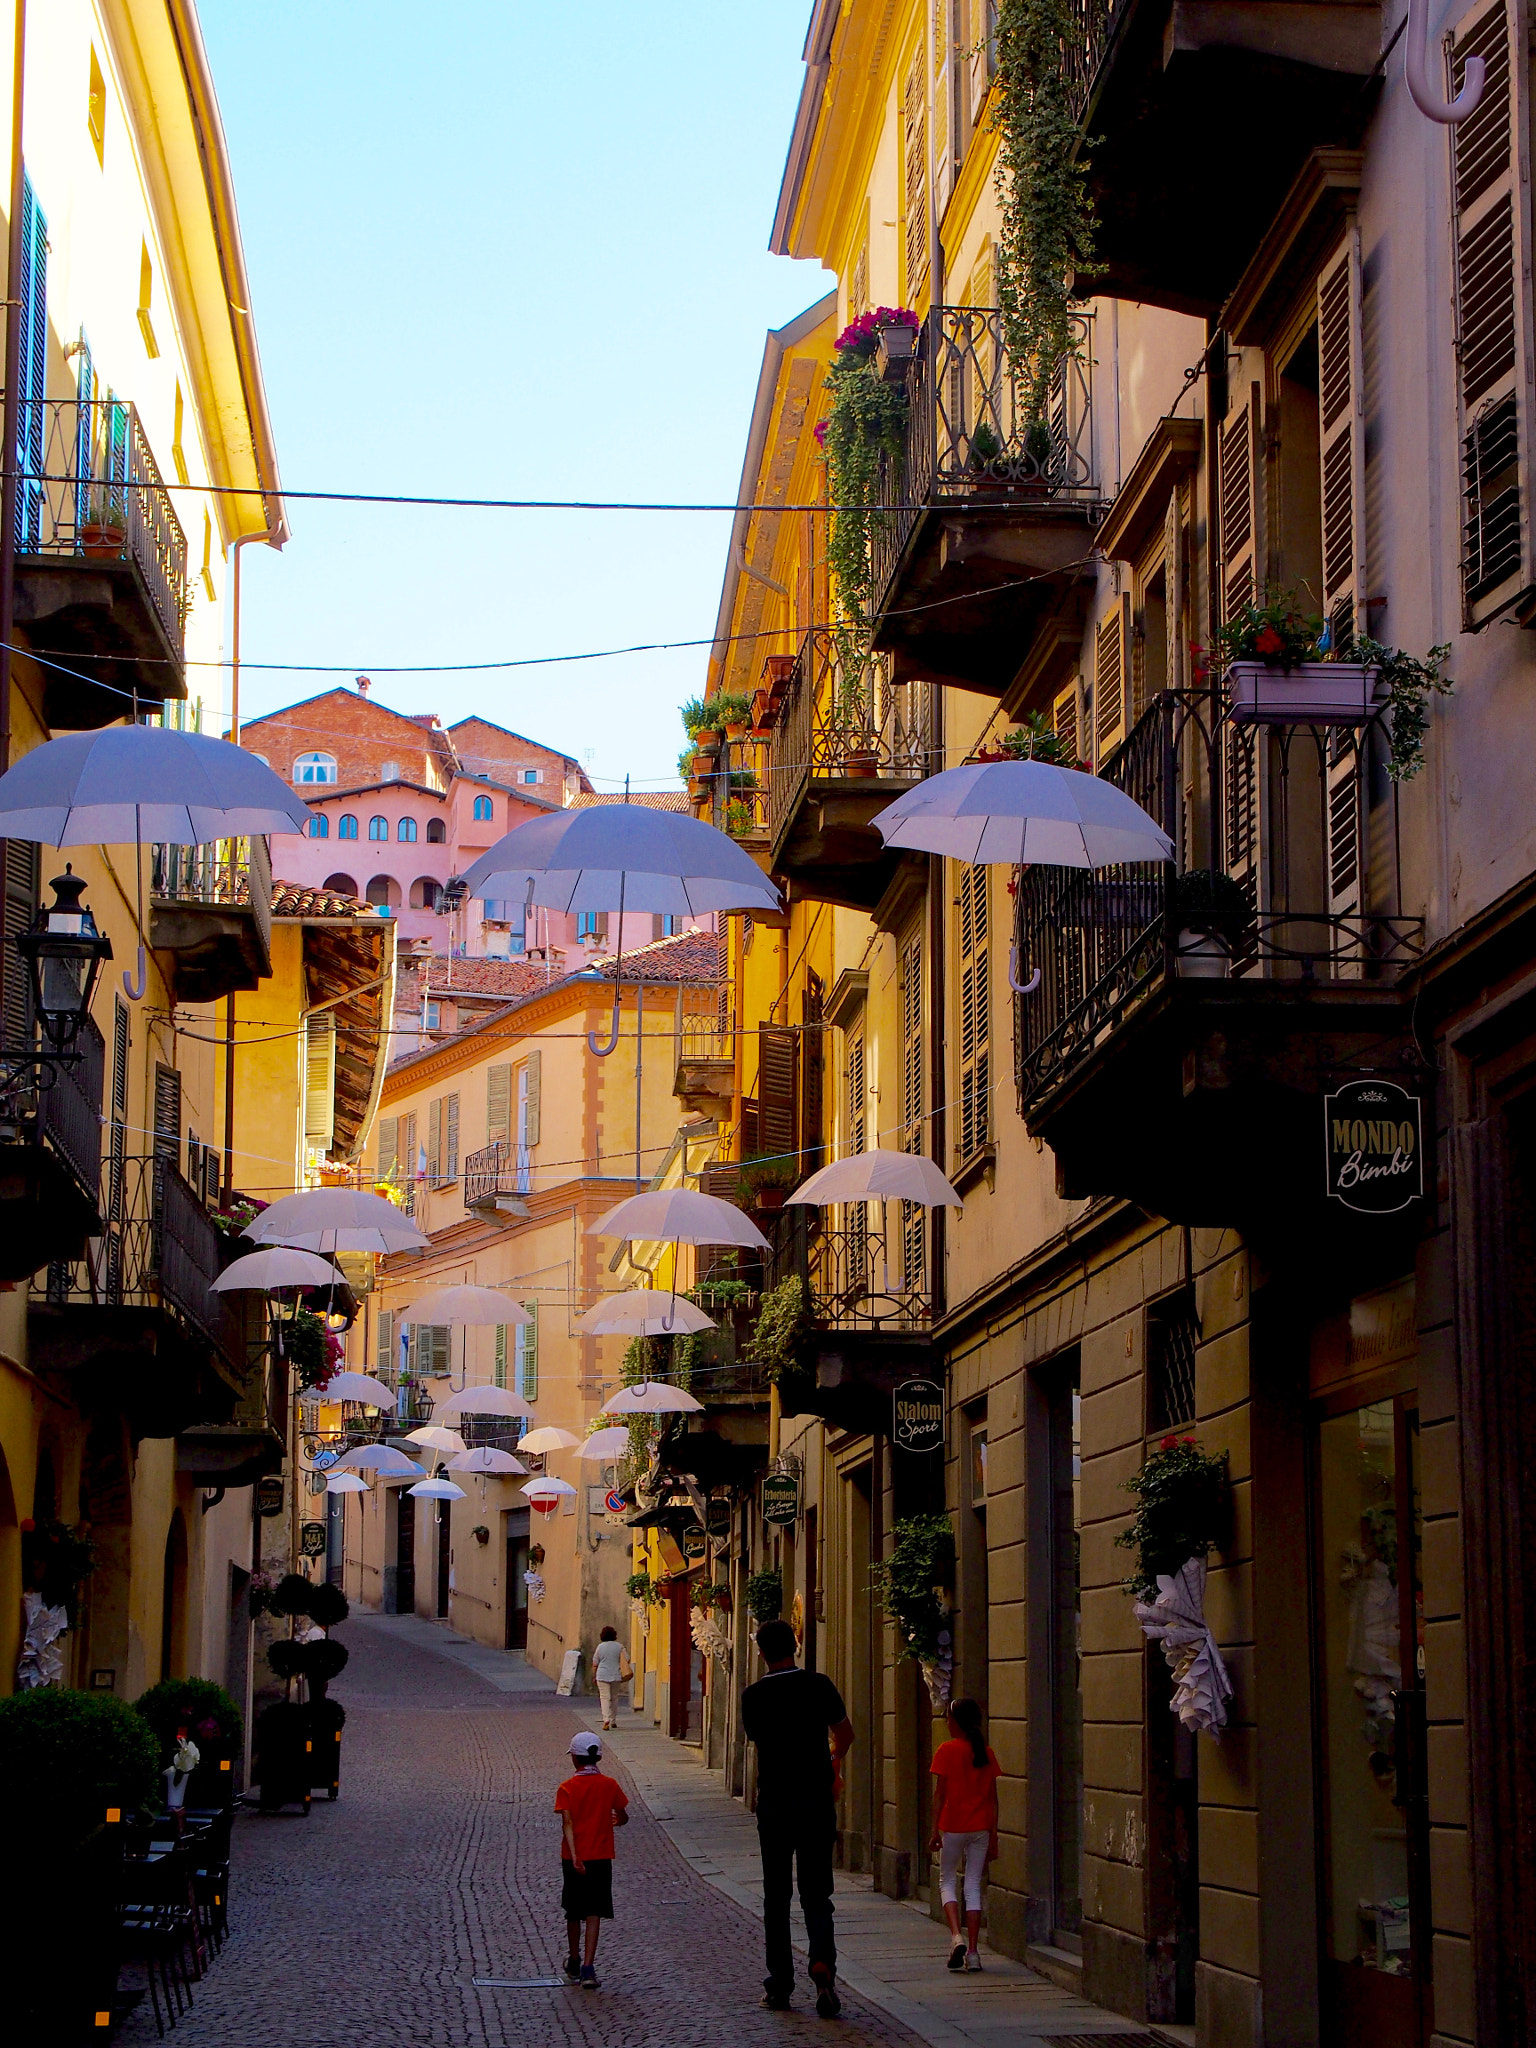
[1323,1078,1423,1215]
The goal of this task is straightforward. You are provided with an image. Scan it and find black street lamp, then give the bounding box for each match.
[14,865,113,1055]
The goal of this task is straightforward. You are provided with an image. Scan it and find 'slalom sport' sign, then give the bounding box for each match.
[1324,1079,1423,1214]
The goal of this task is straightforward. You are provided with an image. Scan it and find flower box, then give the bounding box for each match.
[1226,661,1381,726]
[875,323,916,383]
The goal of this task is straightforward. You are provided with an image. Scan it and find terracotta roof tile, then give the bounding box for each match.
[566,789,689,812]
[271,882,376,919]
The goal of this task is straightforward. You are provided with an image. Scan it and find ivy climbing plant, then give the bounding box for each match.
[991,0,1098,424]
[819,309,916,681]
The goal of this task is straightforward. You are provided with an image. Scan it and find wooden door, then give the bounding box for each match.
[394,1488,415,1615]
[436,1498,451,1619]
[505,1524,529,1650]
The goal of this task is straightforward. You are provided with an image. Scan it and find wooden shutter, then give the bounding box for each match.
[494,1324,507,1389]
[1218,388,1259,623]
[739,1096,761,1159]
[1052,677,1082,768]
[110,995,129,1226]
[1,837,38,1046]
[401,1110,417,1213]
[967,0,994,129]
[759,1025,799,1164]
[153,1065,181,1161]
[1451,0,1529,623]
[430,1325,451,1375]
[850,242,869,322]
[15,174,45,549]
[958,865,990,1163]
[899,930,926,1287]
[444,1092,459,1186]
[1317,234,1365,646]
[522,1050,541,1145]
[519,1302,538,1401]
[1093,601,1127,762]
[376,1114,399,1183]
[427,1097,442,1184]
[304,1015,336,1152]
[903,43,929,299]
[845,1025,867,1269]
[933,0,955,218]
[487,1063,511,1147]
[376,1307,394,1381]
[801,975,826,1172]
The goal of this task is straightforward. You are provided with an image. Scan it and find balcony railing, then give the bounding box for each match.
[464,1138,528,1207]
[34,1013,106,1201]
[766,1205,931,1332]
[868,305,1096,608]
[1061,0,1119,123]
[765,627,934,854]
[36,1153,237,1361]
[14,395,188,651]
[1014,689,1426,1115]
[151,834,273,958]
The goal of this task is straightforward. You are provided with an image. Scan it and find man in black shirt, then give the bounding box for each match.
[740,1618,855,2018]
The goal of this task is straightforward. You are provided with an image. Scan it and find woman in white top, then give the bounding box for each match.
[591,1626,631,1729]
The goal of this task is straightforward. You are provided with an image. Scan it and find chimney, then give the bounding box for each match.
[355,675,371,698]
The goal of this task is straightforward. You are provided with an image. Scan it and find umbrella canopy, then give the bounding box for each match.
[0,725,315,844]
[579,1427,633,1462]
[575,1290,716,1336]
[247,1187,429,1255]
[211,1248,344,1293]
[517,1427,581,1454]
[522,1478,578,1499]
[320,1371,398,1409]
[445,1447,529,1475]
[404,1425,467,1454]
[433,1385,535,1420]
[325,1472,370,1494]
[788,1147,963,1210]
[462,804,781,918]
[872,760,1174,868]
[401,1284,532,1326]
[408,1479,467,1500]
[332,1445,424,1476]
[601,1382,705,1416]
[589,1187,769,1251]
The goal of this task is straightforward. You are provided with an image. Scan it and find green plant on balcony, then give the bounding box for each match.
[680,697,712,740]
[626,1569,664,1606]
[713,690,754,734]
[689,1277,754,1311]
[1344,634,1455,782]
[282,1308,342,1392]
[995,712,1076,765]
[992,0,1099,424]
[736,1155,801,1207]
[1117,1435,1229,1600]
[819,308,917,644]
[871,1513,956,1663]
[745,1566,785,1622]
[725,798,756,839]
[1212,593,1325,672]
[1170,869,1253,936]
[747,1273,810,1383]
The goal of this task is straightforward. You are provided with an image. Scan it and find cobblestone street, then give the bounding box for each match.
[117,1616,918,2048]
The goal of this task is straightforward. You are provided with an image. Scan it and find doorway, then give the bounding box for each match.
[436,1498,451,1619]
[505,1508,529,1651]
[394,1488,416,1615]
[1045,1355,1083,1945]
[668,1578,705,1743]
[1314,1393,1430,2047]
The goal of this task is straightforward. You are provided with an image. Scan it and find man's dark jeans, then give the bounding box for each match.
[758,1804,836,1991]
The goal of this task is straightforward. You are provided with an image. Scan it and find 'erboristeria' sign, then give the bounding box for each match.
[1324,1079,1423,1214]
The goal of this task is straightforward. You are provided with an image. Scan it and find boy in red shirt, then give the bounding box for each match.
[555,1731,629,1989]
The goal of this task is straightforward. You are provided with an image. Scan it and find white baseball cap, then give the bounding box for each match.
[570,1731,602,1760]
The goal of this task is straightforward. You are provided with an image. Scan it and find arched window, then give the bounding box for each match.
[308,814,329,839]
[410,877,441,910]
[473,795,493,822]
[398,817,417,842]
[322,872,359,896]
[427,817,447,842]
[368,816,388,841]
[366,876,399,912]
[338,814,358,840]
[294,751,338,785]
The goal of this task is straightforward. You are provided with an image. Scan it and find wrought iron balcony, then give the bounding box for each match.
[808,1223,931,1332]
[763,628,934,907]
[464,1138,529,1214]
[150,835,273,1001]
[0,1012,105,1280]
[1013,686,1426,1223]
[12,395,189,727]
[673,1020,735,1116]
[767,1206,936,1434]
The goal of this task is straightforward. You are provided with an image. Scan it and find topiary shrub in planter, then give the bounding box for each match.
[308,1698,347,1798]
[134,1676,243,1805]
[873,1514,957,1710]
[303,1638,350,1699]
[745,1567,784,1622]
[306,1581,350,1631]
[1117,1435,1229,1600]
[266,1571,317,1619]
[253,1700,313,1814]
[0,1685,160,1838]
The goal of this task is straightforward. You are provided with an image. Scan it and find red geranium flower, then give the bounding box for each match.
[1254,626,1285,656]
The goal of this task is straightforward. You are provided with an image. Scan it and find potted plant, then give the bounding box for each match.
[736,1155,800,1212]
[872,1513,957,1711]
[78,488,127,558]
[1117,1435,1229,1600]
[996,713,1077,766]
[714,691,754,742]
[747,1274,810,1382]
[745,1566,784,1622]
[1216,596,1379,725]
[725,798,755,838]
[134,1676,243,1806]
[873,308,920,381]
[471,1523,491,1546]
[1170,869,1252,979]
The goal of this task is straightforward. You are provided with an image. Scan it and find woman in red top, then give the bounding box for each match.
[928,1698,1000,1972]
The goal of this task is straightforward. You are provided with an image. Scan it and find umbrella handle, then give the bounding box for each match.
[1405,0,1484,122]
[1008,945,1041,996]
[588,983,621,1058]
[122,945,148,1002]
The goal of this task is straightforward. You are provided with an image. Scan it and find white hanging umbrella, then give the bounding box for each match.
[434,1385,535,1420]
[602,1382,704,1416]
[580,1427,633,1461]
[517,1427,581,1454]
[320,1371,398,1409]
[247,1187,429,1255]
[589,1187,769,1252]
[788,1148,963,1209]
[522,1478,578,1499]
[576,1290,717,1336]
[408,1479,467,1500]
[325,1472,370,1494]
[402,1284,532,1326]
[445,1447,529,1475]
[211,1248,345,1293]
[332,1445,423,1476]
[404,1425,467,1454]
[463,804,780,1056]
[0,724,315,1001]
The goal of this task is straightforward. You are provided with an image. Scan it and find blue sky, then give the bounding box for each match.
[198,1,826,786]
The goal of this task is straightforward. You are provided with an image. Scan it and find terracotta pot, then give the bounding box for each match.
[79,520,126,559]
[754,1186,787,1213]
[844,748,881,778]
[725,722,749,743]
[694,728,721,750]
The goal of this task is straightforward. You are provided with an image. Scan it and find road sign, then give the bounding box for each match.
[605,1490,626,1516]
[762,1470,800,1525]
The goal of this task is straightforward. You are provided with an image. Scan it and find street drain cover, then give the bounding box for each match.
[472,1978,567,1989]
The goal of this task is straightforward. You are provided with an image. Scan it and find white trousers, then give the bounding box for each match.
[597,1679,623,1722]
[939,1830,990,1912]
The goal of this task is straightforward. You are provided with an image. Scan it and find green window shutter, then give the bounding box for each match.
[432,1325,452,1375]
[427,1097,442,1183]
[520,1302,538,1402]
[523,1051,541,1146]
[376,1308,394,1379]
[494,1325,507,1389]
[487,1064,511,1146]
[376,1115,398,1183]
[304,1014,336,1152]
[445,1092,459,1185]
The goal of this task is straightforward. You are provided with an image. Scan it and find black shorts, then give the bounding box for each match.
[560,1858,614,1919]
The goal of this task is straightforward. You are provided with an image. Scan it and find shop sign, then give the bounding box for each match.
[300,1523,326,1558]
[762,1471,800,1525]
[893,1379,944,1453]
[257,1476,285,1519]
[1324,1079,1423,1214]
[681,1524,708,1560]
[705,1499,732,1537]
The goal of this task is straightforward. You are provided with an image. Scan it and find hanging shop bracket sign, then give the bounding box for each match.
[893,1379,945,1453]
[300,1522,326,1558]
[1324,1079,1423,1214]
[762,1470,800,1525]
[257,1475,285,1518]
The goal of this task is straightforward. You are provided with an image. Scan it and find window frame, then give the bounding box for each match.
[294,751,338,786]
